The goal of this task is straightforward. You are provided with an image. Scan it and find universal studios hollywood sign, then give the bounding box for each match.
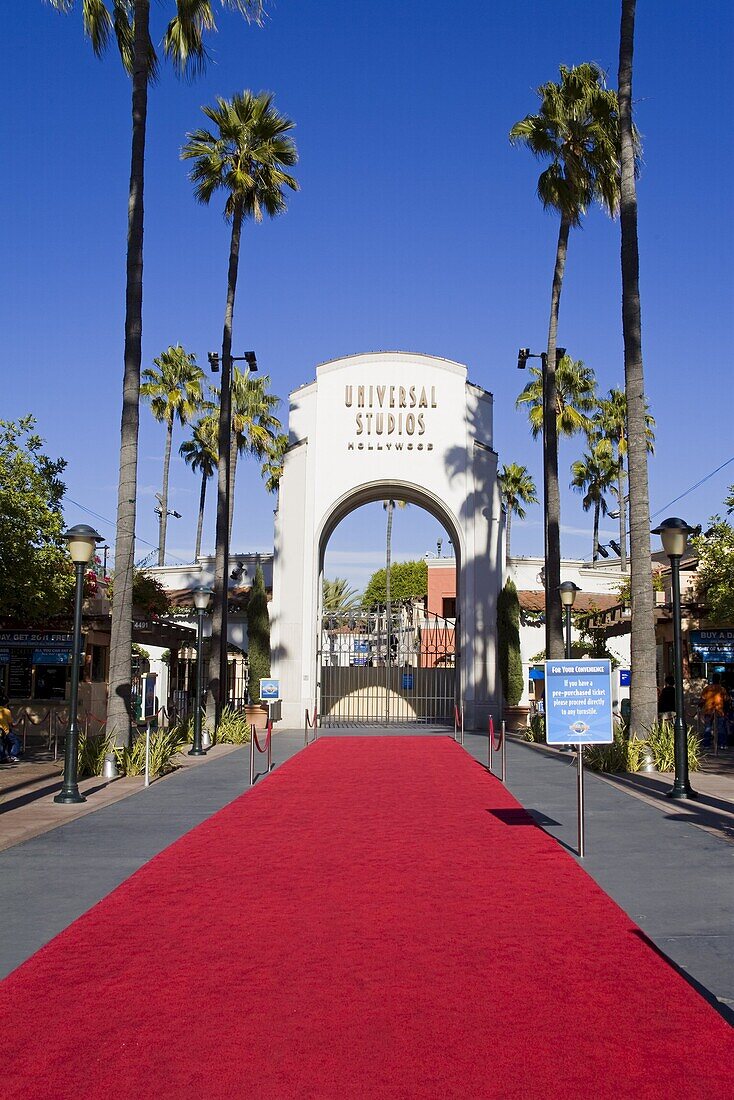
[344,383,438,451]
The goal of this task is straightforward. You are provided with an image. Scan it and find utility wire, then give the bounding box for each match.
[649,455,734,521]
[64,496,191,566]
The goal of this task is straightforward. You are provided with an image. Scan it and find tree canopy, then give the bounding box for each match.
[0,417,74,622]
[363,560,427,608]
[692,503,734,626]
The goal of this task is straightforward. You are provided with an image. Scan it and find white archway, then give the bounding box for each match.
[271,352,504,729]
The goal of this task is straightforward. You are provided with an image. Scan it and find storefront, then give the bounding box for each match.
[688,630,734,689]
[0,630,75,701]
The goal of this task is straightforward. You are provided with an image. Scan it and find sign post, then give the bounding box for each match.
[544,659,613,858]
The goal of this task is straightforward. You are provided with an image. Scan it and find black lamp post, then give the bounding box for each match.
[189,586,213,756]
[55,524,102,805]
[652,517,697,800]
[559,581,581,658]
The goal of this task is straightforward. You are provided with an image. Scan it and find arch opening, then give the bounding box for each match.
[316,484,462,726]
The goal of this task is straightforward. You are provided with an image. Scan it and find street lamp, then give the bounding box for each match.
[559,581,580,658]
[190,587,213,757]
[652,517,697,800]
[208,350,258,721]
[55,524,102,804]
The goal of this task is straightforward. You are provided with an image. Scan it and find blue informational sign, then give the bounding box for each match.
[544,659,613,745]
[689,630,734,663]
[351,640,369,667]
[259,678,280,700]
[32,649,72,666]
[402,671,414,691]
[619,668,631,687]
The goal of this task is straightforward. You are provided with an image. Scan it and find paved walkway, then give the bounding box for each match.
[1,728,732,1025]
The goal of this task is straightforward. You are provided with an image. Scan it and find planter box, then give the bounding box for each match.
[503,705,530,732]
[245,704,269,731]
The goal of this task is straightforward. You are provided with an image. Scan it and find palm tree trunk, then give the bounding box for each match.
[207,197,244,726]
[544,213,570,660]
[228,446,238,544]
[107,0,149,748]
[506,509,512,565]
[158,418,173,566]
[194,470,207,561]
[619,0,657,736]
[592,500,600,562]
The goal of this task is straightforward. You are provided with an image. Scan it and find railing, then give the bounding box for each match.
[453,703,464,746]
[304,705,319,747]
[250,720,273,786]
[488,715,506,784]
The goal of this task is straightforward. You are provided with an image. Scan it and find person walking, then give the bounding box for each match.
[699,674,729,751]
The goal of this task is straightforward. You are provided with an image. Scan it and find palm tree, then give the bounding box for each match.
[141,345,205,564]
[180,413,218,561]
[384,500,407,665]
[570,446,616,562]
[323,578,361,614]
[182,90,298,724]
[498,464,538,563]
[47,0,266,747]
[228,370,281,541]
[595,388,655,571]
[511,63,620,659]
[516,354,597,439]
[618,0,658,736]
[261,433,289,503]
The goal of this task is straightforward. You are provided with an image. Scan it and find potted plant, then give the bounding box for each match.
[245,564,270,730]
[497,579,529,731]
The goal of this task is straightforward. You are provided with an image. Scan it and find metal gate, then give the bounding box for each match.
[319,602,456,725]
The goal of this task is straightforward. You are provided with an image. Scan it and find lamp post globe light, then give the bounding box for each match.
[652,518,697,800]
[559,581,580,659]
[54,524,102,805]
[190,587,213,757]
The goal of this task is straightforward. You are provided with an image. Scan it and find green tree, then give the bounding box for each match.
[228,370,281,540]
[179,412,219,560]
[363,560,428,608]
[246,563,270,703]
[595,387,655,571]
[182,90,298,725]
[692,502,734,625]
[0,417,73,622]
[511,63,621,660]
[46,0,266,747]
[498,463,538,563]
[141,344,205,565]
[570,445,616,562]
[323,578,361,614]
[618,0,657,737]
[497,579,523,707]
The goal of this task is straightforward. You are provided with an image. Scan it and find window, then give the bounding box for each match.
[442,597,456,618]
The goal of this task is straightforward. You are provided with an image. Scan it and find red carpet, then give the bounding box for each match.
[2,737,732,1098]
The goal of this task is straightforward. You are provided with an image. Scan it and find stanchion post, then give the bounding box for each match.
[268,723,272,772]
[461,704,465,746]
[304,711,308,748]
[249,725,255,786]
[489,716,493,772]
[501,720,506,784]
[577,747,585,858]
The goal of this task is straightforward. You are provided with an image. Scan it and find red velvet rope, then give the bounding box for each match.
[253,720,273,754]
[305,707,318,729]
[454,704,463,732]
[489,716,503,752]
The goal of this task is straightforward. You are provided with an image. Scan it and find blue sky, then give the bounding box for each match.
[3,2,733,589]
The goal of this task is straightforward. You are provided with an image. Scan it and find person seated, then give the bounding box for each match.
[0,693,21,762]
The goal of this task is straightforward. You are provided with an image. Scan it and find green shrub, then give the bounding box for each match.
[247,564,270,703]
[497,579,523,707]
[646,719,702,773]
[584,723,634,773]
[211,705,251,745]
[115,726,183,778]
[524,713,546,743]
[78,731,114,778]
